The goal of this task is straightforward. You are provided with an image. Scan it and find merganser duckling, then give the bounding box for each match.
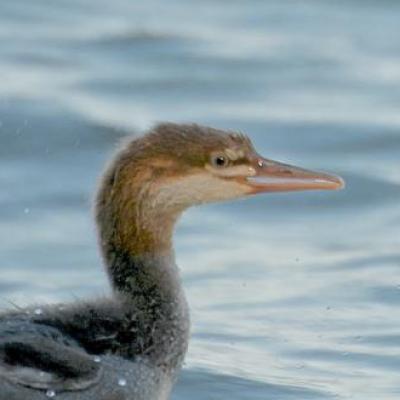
[0,123,344,399]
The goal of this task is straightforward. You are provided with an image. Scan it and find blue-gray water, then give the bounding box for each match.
[1,1,400,399]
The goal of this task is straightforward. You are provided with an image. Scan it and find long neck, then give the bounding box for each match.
[101,213,179,298]
[96,160,180,292]
[95,164,190,368]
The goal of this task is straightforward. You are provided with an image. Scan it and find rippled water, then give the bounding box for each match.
[1,1,400,399]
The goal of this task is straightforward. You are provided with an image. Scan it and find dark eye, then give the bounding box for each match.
[211,154,229,168]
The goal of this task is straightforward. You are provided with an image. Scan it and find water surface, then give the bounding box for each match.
[0,1,400,399]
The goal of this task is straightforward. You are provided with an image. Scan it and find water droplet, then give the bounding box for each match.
[118,378,127,387]
[46,389,56,398]
[34,308,43,315]
[24,208,30,214]
[93,356,101,363]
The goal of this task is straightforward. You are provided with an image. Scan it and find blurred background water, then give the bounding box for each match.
[0,0,399,399]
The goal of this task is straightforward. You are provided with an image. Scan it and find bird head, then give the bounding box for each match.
[96,122,344,256]
[109,123,344,212]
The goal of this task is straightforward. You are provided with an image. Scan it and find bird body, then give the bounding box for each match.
[0,256,189,399]
[0,123,343,399]
[0,298,184,400]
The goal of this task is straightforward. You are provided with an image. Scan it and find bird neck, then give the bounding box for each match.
[97,164,189,304]
[96,174,190,368]
[97,192,183,304]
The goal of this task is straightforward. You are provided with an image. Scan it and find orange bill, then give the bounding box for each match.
[246,156,345,193]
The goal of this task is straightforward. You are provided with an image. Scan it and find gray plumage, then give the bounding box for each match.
[0,257,190,400]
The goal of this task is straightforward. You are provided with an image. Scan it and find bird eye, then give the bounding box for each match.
[211,154,229,168]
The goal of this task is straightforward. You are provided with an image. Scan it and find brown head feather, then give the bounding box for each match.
[122,123,254,169]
